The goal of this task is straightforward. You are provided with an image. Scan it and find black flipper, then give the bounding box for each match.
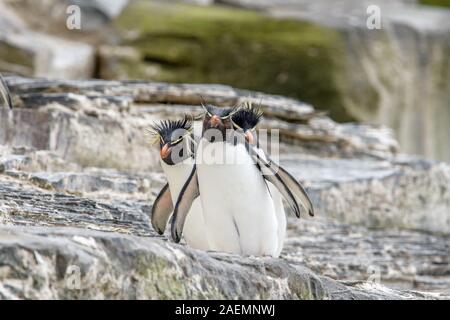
[271,163,314,217]
[0,74,13,109]
[248,143,314,218]
[171,164,200,243]
[151,183,174,235]
[250,147,301,218]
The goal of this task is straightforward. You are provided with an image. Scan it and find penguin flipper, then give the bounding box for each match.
[272,164,314,217]
[248,144,314,218]
[0,74,13,109]
[248,145,301,218]
[258,149,314,217]
[151,183,174,235]
[171,164,200,243]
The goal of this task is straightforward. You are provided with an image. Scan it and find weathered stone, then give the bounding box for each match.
[0,2,95,79]
[219,0,450,162]
[0,75,448,299]
[0,144,85,168]
[3,0,450,162]
[0,224,447,299]
[281,154,450,235]
[6,0,129,31]
[0,176,153,236]
[285,216,450,294]
[0,225,425,299]
[1,168,448,297]
[0,75,398,170]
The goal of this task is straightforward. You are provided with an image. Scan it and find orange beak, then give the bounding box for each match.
[160,144,171,159]
[210,115,222,127]
[245,131,254,144]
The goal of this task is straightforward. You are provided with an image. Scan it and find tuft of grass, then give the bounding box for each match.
[112,1,353,121]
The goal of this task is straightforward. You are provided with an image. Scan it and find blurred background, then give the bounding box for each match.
[1,0,449,161]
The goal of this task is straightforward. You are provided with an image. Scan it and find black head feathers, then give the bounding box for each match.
[202,103,238,119]
[232,101,263,132]
[147,116,193,145]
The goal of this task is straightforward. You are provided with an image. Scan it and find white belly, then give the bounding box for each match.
[196,140,279,257]
[254,147,286,256]
[269,184,286,257]
[161,158,209,251]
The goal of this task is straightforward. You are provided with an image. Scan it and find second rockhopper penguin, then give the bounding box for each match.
[149,116,210,250]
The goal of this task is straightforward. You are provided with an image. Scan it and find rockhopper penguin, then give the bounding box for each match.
[148,116,210,250]
[231,102,286,257]
[170,103,314,257]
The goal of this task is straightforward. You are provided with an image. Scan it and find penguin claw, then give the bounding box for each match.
[174,232,181,243]
[171,221,181,243]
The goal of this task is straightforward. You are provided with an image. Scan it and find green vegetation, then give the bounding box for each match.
[113,1,353,121]
[419,0,450,8]
[0,42,34,73]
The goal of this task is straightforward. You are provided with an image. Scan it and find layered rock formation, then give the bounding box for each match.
[218,0,450,161]
[2,0,449,162]
[0,75,448,299]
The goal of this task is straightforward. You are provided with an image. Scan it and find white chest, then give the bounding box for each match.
[195,140,279,256]
[160,158,194,203]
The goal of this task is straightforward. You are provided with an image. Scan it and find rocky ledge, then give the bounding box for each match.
[0,76,448,299]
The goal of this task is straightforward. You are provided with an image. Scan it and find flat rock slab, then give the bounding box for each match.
[1,75,398,164]
[281,154,450,235]
[0,172,448,296]
[0,225,446,300]
[285,217,450,294]
[0,177,154,237]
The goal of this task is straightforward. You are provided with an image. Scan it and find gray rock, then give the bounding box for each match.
[285,216,450,294]
[0,76,398,171]
[219,0,450,162]
[0,223,445,299]
[0,171,447,296]
[68,0,129,29]
[5,0,129,30]
[281,154,450,235]
[0,176,153,237]
[0,2,95,79]
[69,0,129,20]
[0,75,448,299]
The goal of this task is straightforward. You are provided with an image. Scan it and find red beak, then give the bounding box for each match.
[210,115,222,127]
[160,144,171,159]
[245,131,254,144]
